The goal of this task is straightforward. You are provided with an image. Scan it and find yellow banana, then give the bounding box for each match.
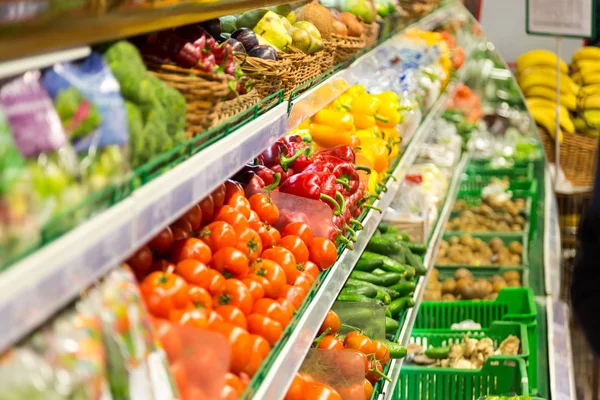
[572,117,600,137]
[523,86,577,110]
[517,67,579,94]
[572,72,583,84]
[528,104,573,133]
[581,73,600,86]
[519,73,576,95]
[531,108,565,142]
[516,50,568,75]
[526,97,569,117]
[583,109,600,126]
[572,46,600,63]
[572,60,600,74]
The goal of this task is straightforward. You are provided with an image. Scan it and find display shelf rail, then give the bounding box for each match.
[547,296,576,400]
[244,78,458,400]
[0,102,288,353]
[544,168,562,297]
[0,0,302,62]
[377,153,471,400]
[0,46,91,79]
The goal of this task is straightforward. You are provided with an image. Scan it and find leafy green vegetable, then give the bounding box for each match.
[54,87,102,140]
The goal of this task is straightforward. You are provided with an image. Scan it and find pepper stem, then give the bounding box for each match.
[349,219,364,230]
[264,173,281,190]
[356,165,372,174]
[280,149,304,171]
[345,224,357,241]
[340,103,352,112]
[335,192,346,216]
[320,193,341,215]
[364,204,383,213]
[335,232,354,250]
[336,179,351,191]
[374,113,389,123]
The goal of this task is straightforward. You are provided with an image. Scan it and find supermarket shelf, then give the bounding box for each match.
[0,0,302,62]
[0,103,288,353]
[0,47,90,79]
[378,153,471,400]
[547,297,576,400]
[287,2,462,131]
[246,80,458,400]
[543,168,562,297]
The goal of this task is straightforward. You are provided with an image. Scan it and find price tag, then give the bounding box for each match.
[526,0,596,38]
[552,300,575,400]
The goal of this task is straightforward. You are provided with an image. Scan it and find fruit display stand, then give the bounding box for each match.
[0,1,575,400]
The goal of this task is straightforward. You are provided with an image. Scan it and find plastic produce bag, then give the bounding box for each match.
[0,71,85,223]
[41,52,130,192]
[0,300,111,400]
[0,108,39,265]
[332,301,386,340]
[299,349,365,400]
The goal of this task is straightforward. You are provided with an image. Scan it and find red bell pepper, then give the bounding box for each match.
[316,145,356,164]
[259,141,305,172]
[278,172,341,215]
[151,31,201,68]
[233,164,282,192]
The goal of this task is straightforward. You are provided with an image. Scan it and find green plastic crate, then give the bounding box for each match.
[466,161,535,180]
[434,265,529,290]
[459,177,536,195]
[438,233,529,268]
[415,288,539,393]
[409,321,530,359]
[395,357,530,400]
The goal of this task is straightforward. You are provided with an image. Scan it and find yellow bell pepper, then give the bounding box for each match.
[332,93,353,112]
[358,137,390,173]
[350,93,392,130]
[347,84,367,98]
[376,102,402,128]
[367,170,380,194]
[312,109,354,132]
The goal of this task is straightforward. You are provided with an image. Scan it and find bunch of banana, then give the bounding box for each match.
[516,49,577,141]
[570,47,600,137]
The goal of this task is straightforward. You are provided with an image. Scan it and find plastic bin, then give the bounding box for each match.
[466,160,535,181]
[395,357,530,400]
[416,288,539,393]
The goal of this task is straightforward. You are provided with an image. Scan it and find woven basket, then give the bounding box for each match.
[146,62,229,136]
[362,22,380,47]
[326,34,366,66]
[279,48,322,98]
[539,127,598,187]
[240,55,291,98]
[210,89,262,127]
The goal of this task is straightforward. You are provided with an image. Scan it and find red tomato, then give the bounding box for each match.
[170,361,188,394]
[198,195,215,223]
[337,383,364,400]
[141,284,174,318]
[183,204,203,231]
[373,340,391,365]
[305,382,343,400]
[281,285,306,310]
[169,238,212,264]
[293,273,314,294]
[220,384,238,400]
[170,308,209,329]
[241,351,263,377]
[171,218,193,236]
[215,305,248,329]
[224,180,245,203]
[248,193,280,224]
[228,193,251,219]
[215,208,250,233]
[285,374,307,400]
[171,224,192,241]
[207,309,224,329]
[308,237,338,270]
[366,360,384,384]
[148,227,174,257]
[250,221,281,249]
[212,183,227,209]
[282,222,314,246]
[181,385,209,400]
[141,271,189,310]
[153,318,181,362]
[213,279,254,315]
[249,259,286,299]
[277,235,309,264]
[236,228,263,262]
[127,245,153,280]
[225,373,245,396]
[211,247,249,279]
[319,310,341,335]
[253,298,292,327]
[303,261,320,280]
[246,313,283,347]
[199,221,237,252]
[188,285,213,310]
[148,259,175,274]
[249,334,271,359]
[242,278,265,301]
[277,299,296,321]
[318,335,344,350]
[213,205,235,220]
[211,322,253,375]
[174,259,209,284]
[194,269,226,295]
[262,247,299,284]
[344,348,369,374]
[248,210,260,222]
[344,332,376,356]
[364,379,373,400]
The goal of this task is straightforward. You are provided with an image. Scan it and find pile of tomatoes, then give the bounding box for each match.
[285,310,391,400]
[126,180,338,399]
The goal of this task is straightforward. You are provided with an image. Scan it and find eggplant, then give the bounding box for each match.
[248,45,277,60]
[200,19,221,39]
[228,38,246,55]
[174,24,209,42]
[231,28,259,51]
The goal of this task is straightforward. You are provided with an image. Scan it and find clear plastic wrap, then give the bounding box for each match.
[332,301,386,340]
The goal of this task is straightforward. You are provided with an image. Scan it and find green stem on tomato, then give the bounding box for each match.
[313,327,331,348]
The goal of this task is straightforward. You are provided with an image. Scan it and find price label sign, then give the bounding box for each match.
[526,0,597,38]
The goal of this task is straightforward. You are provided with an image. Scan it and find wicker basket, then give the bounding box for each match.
[210,89,262,127]
[539,127,598,187]
[240,56,292,98]
[362,22,380,47]
[279,48,322,98]
[326,34,366,66]
[146,62,229,136]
